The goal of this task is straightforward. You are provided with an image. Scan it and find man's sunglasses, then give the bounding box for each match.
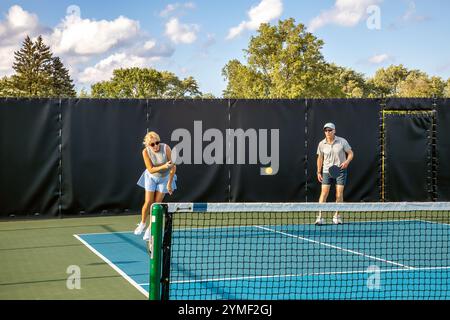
[150,141,160,147]
[324,129,334,132]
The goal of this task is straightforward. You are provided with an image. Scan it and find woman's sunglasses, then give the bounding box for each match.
[150,141,160,147]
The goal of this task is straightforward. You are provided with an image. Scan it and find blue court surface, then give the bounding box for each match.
[74,219,450,300]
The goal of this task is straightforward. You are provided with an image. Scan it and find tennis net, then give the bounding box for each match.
[149,202,450,300]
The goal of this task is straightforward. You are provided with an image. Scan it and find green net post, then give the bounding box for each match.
[149,203,164,300]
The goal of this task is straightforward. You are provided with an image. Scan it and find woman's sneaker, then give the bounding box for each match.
[134,222,146,235]
[315,217,324,225]
[333,216,343,225]
[143,227,151,241]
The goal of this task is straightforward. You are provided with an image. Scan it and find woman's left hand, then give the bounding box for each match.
[167,182,173,195]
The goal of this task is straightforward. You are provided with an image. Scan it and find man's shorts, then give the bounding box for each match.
[322,168,347,186]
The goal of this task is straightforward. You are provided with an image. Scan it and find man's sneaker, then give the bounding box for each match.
[134,222,146,235]
[333,216,343,225]
[315,217,324,225]
[143,227,151,241]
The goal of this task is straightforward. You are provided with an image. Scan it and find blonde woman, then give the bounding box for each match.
[134,131,177,240]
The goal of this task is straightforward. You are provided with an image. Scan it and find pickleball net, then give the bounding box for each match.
[148,202,450,300]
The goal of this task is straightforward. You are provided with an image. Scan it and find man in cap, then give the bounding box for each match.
[316,123,354,225]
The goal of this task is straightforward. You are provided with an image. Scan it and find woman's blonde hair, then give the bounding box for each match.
[143,131,161,146]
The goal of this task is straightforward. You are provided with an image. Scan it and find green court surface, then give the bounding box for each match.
[0,214,146,300]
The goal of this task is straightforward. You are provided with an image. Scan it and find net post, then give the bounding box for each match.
[160,207,173,300]
[148,203,166,300]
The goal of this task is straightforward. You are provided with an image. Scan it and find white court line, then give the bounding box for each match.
[136,266,450,285]
[255,225,413,269]
[73,234,148,298]
[415,219,450,227]
[174,219,420,232]
[76,231,134,236]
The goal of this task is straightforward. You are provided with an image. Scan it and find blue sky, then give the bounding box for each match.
[0,0,449,96]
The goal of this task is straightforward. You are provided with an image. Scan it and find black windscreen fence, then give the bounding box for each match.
[146,99,230,202]
[229,100,306,202]
[0,98,60,216]
[436,98,450,201]
[306,99,381,203]
[61,99,147,215]
[0,98,448,217]
[383,111,435,201]
[383,98,438,201]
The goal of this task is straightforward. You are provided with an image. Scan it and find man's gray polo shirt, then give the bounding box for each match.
[317,136,352,173]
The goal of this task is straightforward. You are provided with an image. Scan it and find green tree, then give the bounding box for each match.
[178,76,202,98]
[11,35,76,97]
[0,76,18,97]
[444,78,450,98]
[222,59,266,98]
[159,73,201,98]
[429,76,446,98]
[396,71,431,97]
[90,67,202,98]
[91,81,115,98]
[394,71,445,98]
[367,66,446,98]
[50,57,76,97]
[198,93,217,99]
[329,65,369,98]
[367,65,410,97]
[222,19,342,98]
[12,36,52,97]
[78,88,91,98]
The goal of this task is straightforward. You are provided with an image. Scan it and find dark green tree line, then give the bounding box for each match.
[0,35,75,98]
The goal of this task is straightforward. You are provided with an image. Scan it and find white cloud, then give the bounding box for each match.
[44,9,171,85]
[0,45,17,76]
[78,53,160,85]
[47,13,140,56]
[0,5,46,76]
[309,0,383,32]
[161,4,178,17]
[160,3,198,45]
[226,0,283,40]
[144,40,156,50]
[6,5,39,31]
[368,53,392,64]
[0,5,42,46]
[165,18,199,44]
[160,2,196,17]
[0,5,174,85]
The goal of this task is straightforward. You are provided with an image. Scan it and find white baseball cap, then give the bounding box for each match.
[323,123,335,130]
